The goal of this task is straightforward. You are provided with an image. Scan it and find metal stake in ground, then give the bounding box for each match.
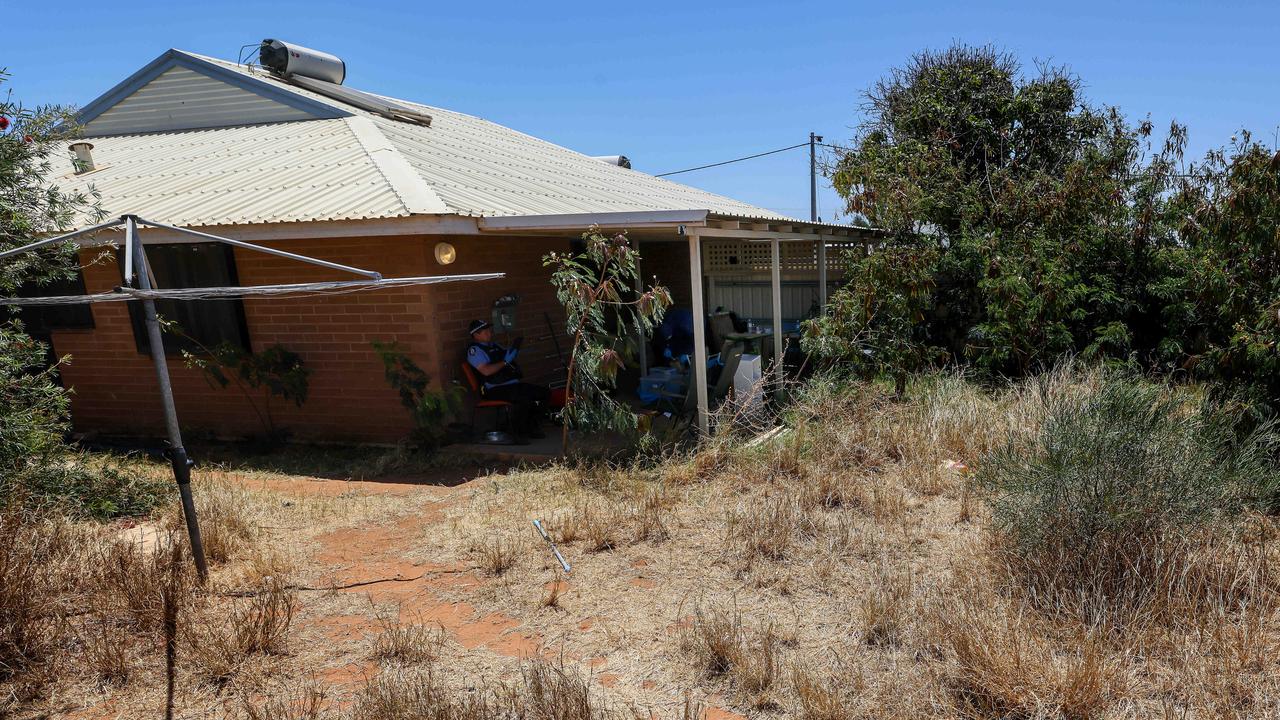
[127,216,209,582]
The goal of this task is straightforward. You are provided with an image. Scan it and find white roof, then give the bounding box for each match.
[54,49,801,229]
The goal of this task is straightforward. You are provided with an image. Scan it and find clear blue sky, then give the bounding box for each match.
[5,0,1277,222]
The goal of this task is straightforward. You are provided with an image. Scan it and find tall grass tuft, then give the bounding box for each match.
[978,372,1280,625]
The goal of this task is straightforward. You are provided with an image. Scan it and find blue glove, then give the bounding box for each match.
[677,354,689,367]
[663,347,673,360]
[504,347,518,363]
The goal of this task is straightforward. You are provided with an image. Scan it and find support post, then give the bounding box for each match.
[128,216,208,582]
[688,232,709,435]
[771,238,784,389]
[817,237,827,310]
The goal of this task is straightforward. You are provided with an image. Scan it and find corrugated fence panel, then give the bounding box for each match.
[709,277,833,321]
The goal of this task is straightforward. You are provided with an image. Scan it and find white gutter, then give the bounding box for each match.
[478,209,710,231]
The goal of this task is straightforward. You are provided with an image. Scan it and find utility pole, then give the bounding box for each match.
[809,131,823,222]
[811,132,827,310]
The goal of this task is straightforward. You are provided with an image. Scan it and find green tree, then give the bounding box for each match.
[0,73,97,478]
[544,228,671,453]
[826,45,1153,377]
[0,73,161,517]
[801,240,942,394]
[1150,133,1280,417]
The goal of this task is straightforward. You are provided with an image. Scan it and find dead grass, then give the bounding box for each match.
[477,535,519,577]
[351,659,610,720]
[858,562,912,647]
[682,604,782,709]
[4,367,1276,720]
[186,576,297,686]
[240,680,330,720]
[373,616,446,665]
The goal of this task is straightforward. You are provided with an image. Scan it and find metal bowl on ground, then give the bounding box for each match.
[483,430,516,445]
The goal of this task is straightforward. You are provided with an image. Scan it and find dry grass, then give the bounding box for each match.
[682,604,783,709]
[373,616,447,665]
[241,681,330,720]
[929,581,1123,719]
[351,659,611,720]
[186,575,297,686]
[858,562,913,647]
[4,367,1277,720]
[477,535,519,577]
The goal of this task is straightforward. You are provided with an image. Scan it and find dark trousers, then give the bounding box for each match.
[483,382,550,434]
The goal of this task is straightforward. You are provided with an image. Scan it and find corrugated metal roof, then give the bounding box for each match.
[56,119,412,226]
[54,49,803,229]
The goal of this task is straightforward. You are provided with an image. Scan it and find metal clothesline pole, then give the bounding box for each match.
[127,216,209,582]
[0,218,123,261]
[2,214,509,581]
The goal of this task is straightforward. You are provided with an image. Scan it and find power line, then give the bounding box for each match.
[654,142,809,177]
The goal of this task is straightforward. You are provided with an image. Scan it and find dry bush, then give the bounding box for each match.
[797,467,865,512]
[186,576,296,686]
[681,605,782,709]
[477,536,518,577]
[726,493,811,566]
[93,534,189,635]
[541,573,566,610]
[791,660,862,720]
[373,618,445,665]
[78,620,132,688]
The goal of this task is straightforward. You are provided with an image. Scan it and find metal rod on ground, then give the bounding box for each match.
[129,215,209,581]
[533,519,571,573]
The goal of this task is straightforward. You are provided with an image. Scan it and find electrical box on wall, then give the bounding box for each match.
[491,294,520,335]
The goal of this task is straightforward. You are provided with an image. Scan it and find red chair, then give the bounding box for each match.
[460,362,512,435]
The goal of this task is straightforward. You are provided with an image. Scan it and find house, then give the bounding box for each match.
[31,44,872,443]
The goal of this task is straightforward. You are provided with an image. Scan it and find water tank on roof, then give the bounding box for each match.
[259,39,346,84]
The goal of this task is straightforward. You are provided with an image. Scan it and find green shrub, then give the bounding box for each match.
[978,372,1279,622]
[372,340,461,450]
[2,456,168,521]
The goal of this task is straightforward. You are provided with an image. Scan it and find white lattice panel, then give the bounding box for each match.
[702,239,859,276]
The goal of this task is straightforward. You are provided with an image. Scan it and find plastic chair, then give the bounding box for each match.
[460,362,512,434]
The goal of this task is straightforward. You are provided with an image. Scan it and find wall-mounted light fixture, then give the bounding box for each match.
[434,242,456,265]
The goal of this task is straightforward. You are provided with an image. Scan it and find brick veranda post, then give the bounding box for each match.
[126,215,209,582]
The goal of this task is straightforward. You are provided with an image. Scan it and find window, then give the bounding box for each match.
[125,243,249,355]
[15,270,95,333]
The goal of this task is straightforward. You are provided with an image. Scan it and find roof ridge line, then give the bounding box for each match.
[342,115,450,215]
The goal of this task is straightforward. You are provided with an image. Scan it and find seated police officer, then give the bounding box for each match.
[466,319,550,440]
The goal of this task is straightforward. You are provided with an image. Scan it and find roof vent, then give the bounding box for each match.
[259,39,347,84]
[592,155,631,169]
[69,142,96,173]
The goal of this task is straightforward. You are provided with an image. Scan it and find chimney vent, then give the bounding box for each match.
[70,142,96,174]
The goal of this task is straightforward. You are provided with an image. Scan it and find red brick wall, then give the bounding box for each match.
[48,233,572,444]
[429,234,571,391]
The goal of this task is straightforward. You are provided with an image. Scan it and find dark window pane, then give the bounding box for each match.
[124,243,249,355]
[15,271,95,332]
